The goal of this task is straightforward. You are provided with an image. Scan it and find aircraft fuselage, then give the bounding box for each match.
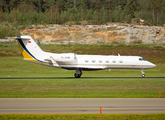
[14,36,156,78]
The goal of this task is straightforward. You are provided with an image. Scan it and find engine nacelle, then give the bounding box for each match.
[58,53,76,61]
[52,53,77,65]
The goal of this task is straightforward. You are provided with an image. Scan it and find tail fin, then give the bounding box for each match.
[14,36,44,62]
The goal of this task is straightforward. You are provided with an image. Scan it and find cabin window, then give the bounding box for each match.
[119,60,123,63]
[85,59,89,63]
[99,60,102,63]
[106,60,109,63]
[92,59,96,63]
[112,60,116,63]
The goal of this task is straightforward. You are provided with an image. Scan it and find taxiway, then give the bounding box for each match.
[0,98,165,114]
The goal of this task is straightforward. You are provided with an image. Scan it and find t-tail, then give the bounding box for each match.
[13,36,45,63]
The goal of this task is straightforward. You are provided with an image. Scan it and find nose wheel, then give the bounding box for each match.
[142,74,145,78]
[141,70,145,78]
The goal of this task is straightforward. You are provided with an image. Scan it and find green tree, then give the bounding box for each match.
[65,0,74,10]
[76,0,87,21]
[55,0,66,12]
[85,9,94,21]
[99,7,108,24]
[0,0,6,12]
[93,10,99,24]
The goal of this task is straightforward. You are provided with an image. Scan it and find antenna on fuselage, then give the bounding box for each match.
[118,53,120,56]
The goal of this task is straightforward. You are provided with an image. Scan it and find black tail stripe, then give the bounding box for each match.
[18,39,43,62]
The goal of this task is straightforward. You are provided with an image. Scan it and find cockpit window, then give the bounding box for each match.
[139,58,146,61]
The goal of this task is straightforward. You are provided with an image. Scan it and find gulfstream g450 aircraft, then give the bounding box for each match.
[13,36,156,78]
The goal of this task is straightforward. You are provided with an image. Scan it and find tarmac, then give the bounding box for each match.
[0,98,165,114]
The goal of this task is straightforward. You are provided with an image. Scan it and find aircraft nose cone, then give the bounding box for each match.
[150,63,156,68]
[153,64,156,68]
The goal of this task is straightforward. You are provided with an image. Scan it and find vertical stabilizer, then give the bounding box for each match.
[15,36,44,62]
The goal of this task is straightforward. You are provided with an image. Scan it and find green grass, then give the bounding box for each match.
[0,114,165,120]
[0,44,165,98]
[0,78,164,98]
[0,43,165,63]
[0,56,165,98]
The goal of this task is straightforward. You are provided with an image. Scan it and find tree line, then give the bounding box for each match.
[0,0,165,25]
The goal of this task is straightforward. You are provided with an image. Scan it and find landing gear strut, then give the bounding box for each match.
[141,70,145,78]
[74,69,82,78]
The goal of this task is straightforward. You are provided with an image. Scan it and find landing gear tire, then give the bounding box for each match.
[74,73,81,78]
[142,74,145,78]
[74,69,82,78]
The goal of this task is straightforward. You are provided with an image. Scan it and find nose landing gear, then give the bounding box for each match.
[141,70,145,78]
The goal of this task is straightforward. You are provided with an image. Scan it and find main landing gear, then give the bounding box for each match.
[140,70,145,78]
[74,69,82,78]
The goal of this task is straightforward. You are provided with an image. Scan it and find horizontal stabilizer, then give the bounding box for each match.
[11,36,30,40]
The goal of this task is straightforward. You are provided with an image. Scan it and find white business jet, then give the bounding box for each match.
[13,36,156,78]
